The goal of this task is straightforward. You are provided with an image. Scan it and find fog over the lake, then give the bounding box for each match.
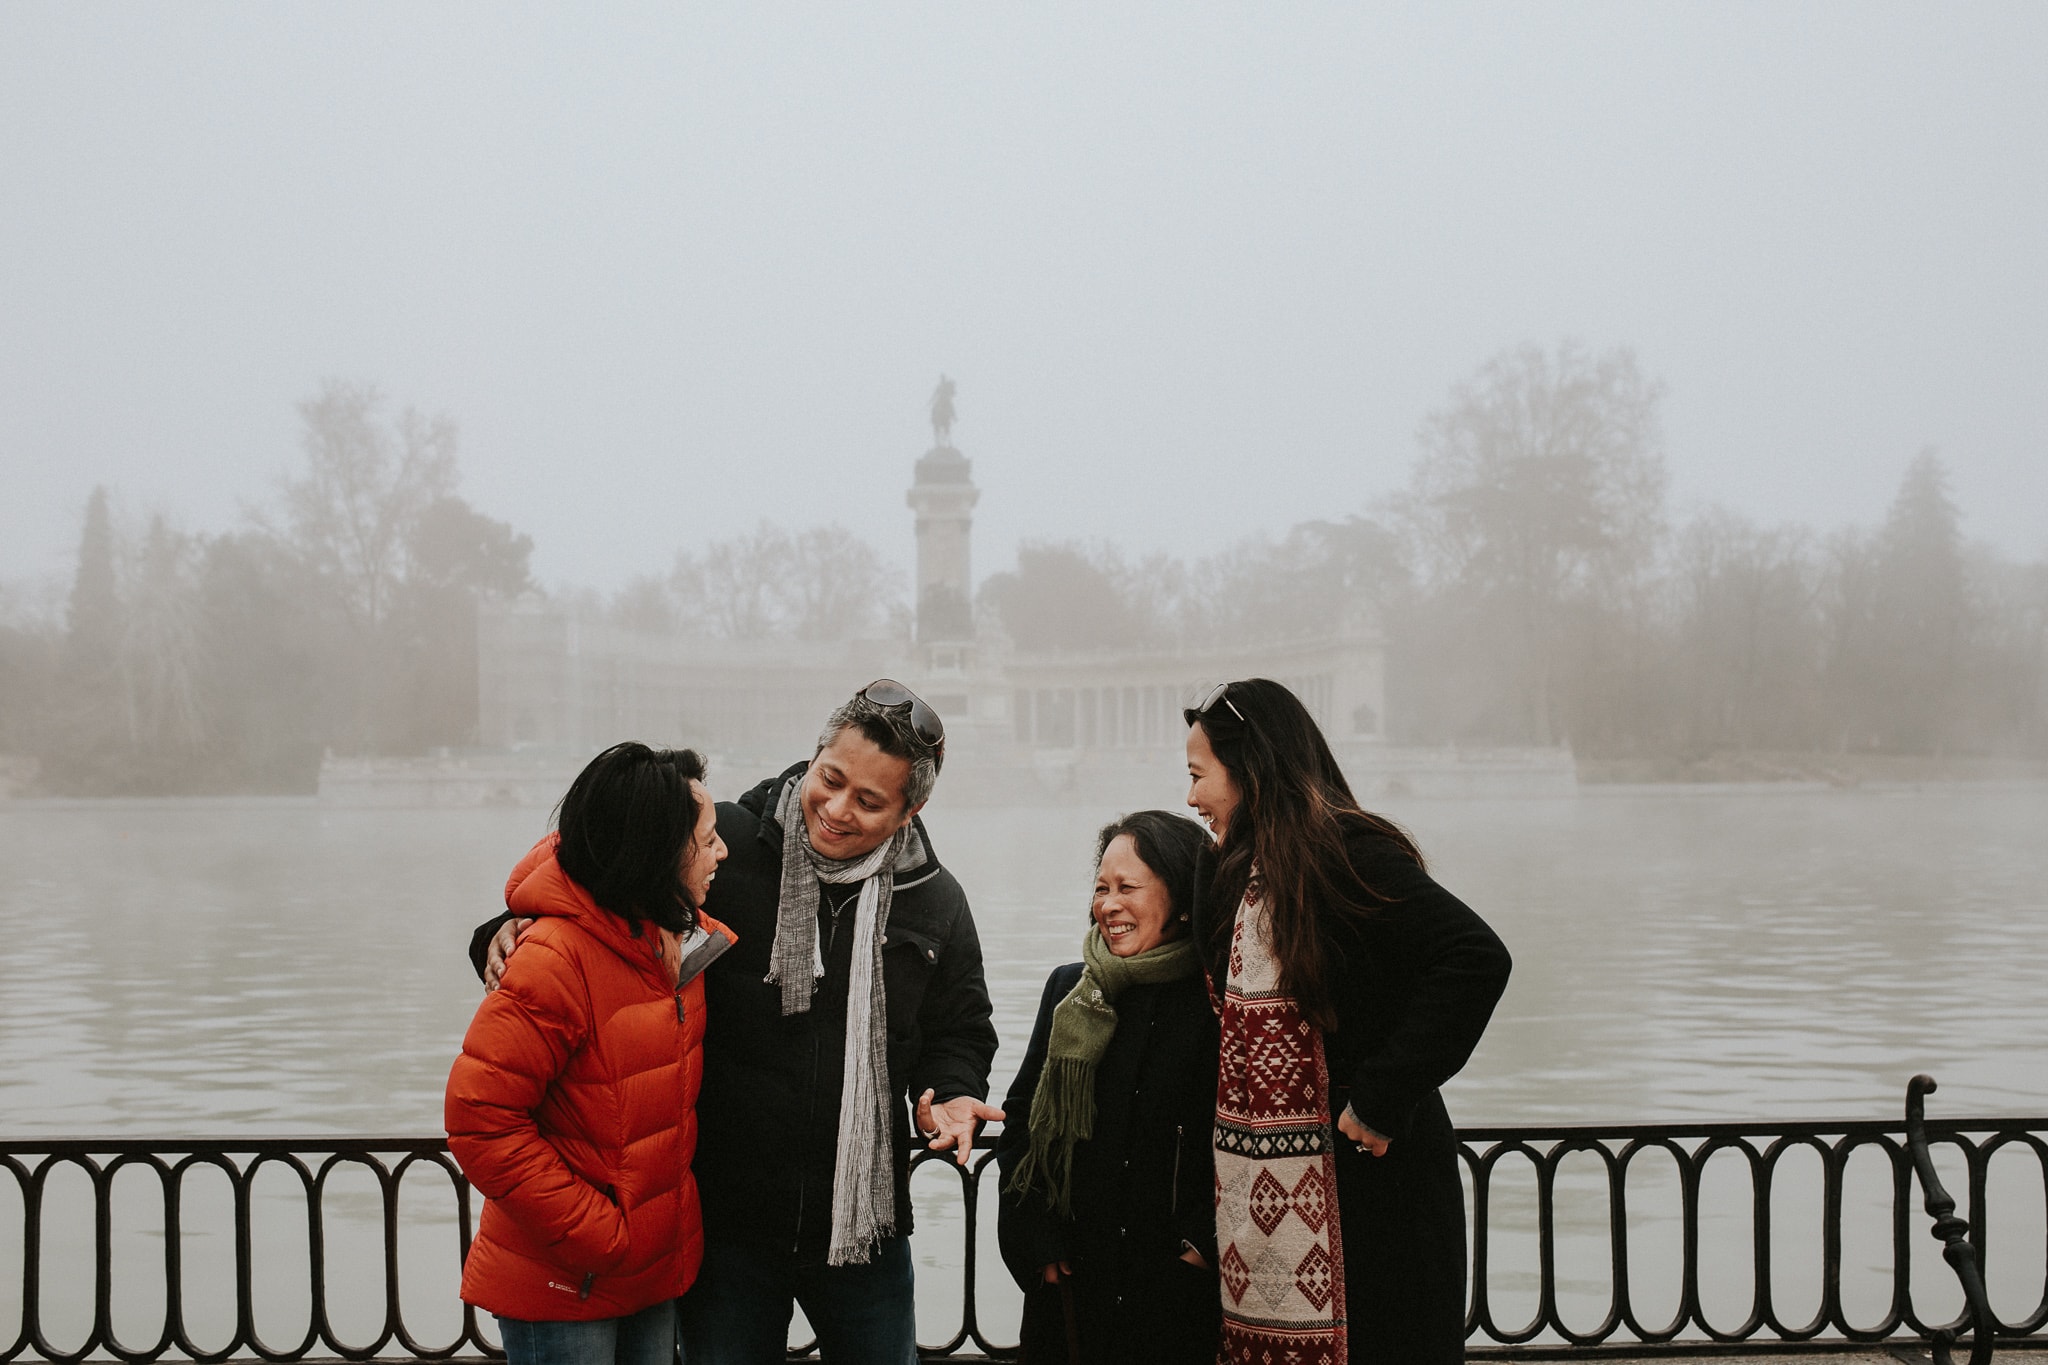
[3,3,2045,597]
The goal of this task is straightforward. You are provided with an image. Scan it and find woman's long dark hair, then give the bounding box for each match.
[554,741,708,934]
[1186,678,1422,1028]
[1092,809,1208,933]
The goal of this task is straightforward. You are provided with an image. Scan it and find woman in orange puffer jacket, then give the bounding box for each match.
[446,742,735,1365]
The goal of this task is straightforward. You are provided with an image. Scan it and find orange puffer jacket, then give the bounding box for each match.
[446,835,733,1320]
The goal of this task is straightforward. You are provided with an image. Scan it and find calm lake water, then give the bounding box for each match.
[2,782,2045,1347]
[4,783,2044,1133]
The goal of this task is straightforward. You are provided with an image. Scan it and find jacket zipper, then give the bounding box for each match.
[792,1033,816,1257]
[584,1184,619,1300]
[793,888,849,1256]
[1171,1124,1184,1216]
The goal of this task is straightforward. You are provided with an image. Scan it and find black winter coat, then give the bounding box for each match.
[995,964,1222,1365]
[1192,825,1511,1365]
[470,763,998,1268]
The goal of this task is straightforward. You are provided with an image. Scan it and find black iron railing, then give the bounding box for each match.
[0,1137,474,1365]
[3,1082,2041,1363]
[1456,1090,2044,1355]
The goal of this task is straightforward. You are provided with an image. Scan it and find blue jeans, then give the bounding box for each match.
[677,1235,917,1365]
[495,1299,677,1365]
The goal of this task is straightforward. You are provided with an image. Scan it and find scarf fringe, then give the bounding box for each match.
[1006,1055,1098,1217]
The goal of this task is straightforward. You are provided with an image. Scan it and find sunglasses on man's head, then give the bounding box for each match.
[858,678,946,754]
[1190,682,1246,725]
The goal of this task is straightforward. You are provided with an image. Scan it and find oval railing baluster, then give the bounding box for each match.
[1906,1075,1997,1365]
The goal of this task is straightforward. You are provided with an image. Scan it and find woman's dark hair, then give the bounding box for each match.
[1092,809,1208,933]
[1183,678,1423,1028]
[554,741,709,935]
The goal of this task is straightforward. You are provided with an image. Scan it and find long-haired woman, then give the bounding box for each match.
[1185,680,1511,1365]
[446,742,736,1365]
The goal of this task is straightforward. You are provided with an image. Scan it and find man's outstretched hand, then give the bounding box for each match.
[915,1089,1004,1165]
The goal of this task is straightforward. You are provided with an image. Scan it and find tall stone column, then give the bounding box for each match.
[906,377,979,644]
[907,443,978,643]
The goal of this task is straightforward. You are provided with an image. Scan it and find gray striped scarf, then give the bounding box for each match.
[766,775,923,1266]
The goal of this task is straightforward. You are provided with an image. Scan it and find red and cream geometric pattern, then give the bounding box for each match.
[1214,893,1347,1365]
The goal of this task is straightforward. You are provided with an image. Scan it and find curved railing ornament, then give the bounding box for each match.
[1906,1074,1997,1365]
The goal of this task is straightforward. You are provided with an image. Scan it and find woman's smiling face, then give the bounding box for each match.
[680,779,726,907]
[1185,721,1242,843]
[1092,833,1178,957]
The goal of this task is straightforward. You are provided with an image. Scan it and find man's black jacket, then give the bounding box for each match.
[695,764,996,1264]
[471,761,998,1267]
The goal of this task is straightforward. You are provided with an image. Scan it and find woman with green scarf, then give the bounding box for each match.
[995,811,1222,1365]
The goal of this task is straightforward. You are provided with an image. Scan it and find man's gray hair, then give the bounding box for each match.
[816,697,942,812]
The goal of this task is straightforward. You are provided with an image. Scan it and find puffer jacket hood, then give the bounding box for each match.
[502,836,675,985]
[447,835,732,1320]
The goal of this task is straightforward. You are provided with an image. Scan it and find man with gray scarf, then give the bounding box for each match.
[478,680,999,1363]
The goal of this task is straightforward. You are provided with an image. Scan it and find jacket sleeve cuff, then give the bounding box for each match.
[1339,1103,1392,1145]
[1176,1218,1220,1267]
[1343,1085,1415,1143]
[908,1068,991,1105]
[1009,1212,1067,1282]
[467,911,513,983]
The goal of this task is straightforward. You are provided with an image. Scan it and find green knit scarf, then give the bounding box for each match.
[1006,925,1199,1217]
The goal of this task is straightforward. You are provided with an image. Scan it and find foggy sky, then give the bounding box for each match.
[4,3,2045,600]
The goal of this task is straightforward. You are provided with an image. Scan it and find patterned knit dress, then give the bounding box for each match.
[1213,887,1347,1364]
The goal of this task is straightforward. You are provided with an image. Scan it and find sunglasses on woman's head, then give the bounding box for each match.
[1192,682,1246,724]
[857,678,946,754]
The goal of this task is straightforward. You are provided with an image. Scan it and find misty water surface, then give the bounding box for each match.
[3,785,2043,1133]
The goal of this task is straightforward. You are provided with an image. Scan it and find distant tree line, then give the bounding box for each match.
[1,381,534,794]
[606,522,907,643]
[978,343,2048,761]
[5,350,2042,794]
